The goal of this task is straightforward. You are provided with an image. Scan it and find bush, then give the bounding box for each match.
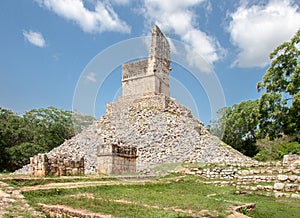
[253,140,300,161]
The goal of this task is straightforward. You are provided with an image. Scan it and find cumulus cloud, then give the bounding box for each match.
[142,0,222,73]
[228,0,300,68]
[36,0,130,33]
[23,30,46,47]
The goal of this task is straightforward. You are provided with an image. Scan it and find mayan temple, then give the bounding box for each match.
[17,25,251,176]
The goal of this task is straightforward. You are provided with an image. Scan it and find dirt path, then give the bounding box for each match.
[19,175,187,192]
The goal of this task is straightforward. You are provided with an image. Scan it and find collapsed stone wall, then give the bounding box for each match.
[30,154,84,177]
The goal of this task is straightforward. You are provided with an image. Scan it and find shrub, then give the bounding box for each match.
[253,140,300,161]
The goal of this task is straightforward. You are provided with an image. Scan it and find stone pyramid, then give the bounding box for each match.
[16,26,252,176]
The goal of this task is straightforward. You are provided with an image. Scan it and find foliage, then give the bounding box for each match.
[72,112,96,134]
[254,138,300,161]
[0,106,95,172]
[210,29,300,159]
[209,100,260,157]
[257,29,300,139]
[0,108,24,171]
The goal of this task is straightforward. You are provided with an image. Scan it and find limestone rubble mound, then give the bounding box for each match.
[15,93,252,175]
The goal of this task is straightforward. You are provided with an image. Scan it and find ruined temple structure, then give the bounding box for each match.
[122,25,171,97]
[16,25,252,176]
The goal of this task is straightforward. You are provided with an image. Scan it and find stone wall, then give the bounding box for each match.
[177,156,300,199]
[122,59,148,80]
[30,154,84,177]
[283,154,300,167]
[30,154,50,177]
[122,74,156,97]
[148,25,170,75]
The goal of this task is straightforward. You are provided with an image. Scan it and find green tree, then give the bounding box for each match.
[72,112,96,134]
[0,107,24,171]
[210,100,260,157]
[257,29,300,139]
[1,106,95,171]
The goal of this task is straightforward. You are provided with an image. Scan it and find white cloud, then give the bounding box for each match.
[142,0,222,73]
[85,72,97,83]
[23,30,46,47]
[228,0,300,68]
[36,0,130,33]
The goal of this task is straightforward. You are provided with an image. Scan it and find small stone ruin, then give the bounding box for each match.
[97,144,137,175]
[30,154,84,177]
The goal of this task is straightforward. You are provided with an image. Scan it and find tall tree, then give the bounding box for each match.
[257,29,300,139]
[210,100,260,156]
[0,108,24,171]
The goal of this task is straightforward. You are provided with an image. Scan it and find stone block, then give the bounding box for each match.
[288,175,297,182]
[284,184,299,192]
[291,194,300,199]
[277,174,288,181]
[274,192,284,198]
[274,183,285,191]
[72,168,78,175]
[240,170,249,175]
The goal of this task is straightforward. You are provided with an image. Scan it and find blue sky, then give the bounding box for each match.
[1,0,300,125]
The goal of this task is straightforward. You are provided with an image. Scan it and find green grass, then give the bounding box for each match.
[1,176,118,187]
[21,175,300,218]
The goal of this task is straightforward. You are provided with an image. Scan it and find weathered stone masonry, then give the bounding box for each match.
[30,154,84,177]
[97,144,137,175]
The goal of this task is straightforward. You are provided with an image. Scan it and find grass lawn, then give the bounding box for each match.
[2,175,117,187]
[20,175,300,218]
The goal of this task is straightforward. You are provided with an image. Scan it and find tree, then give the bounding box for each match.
[257,29,300,139]
[210,100,260,156]
[0,106,96,171]
[0,107,24,171]
[72,112,96,134]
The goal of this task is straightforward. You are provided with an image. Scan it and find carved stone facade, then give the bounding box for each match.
[122,25,170,98]
[97,144,137,175]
